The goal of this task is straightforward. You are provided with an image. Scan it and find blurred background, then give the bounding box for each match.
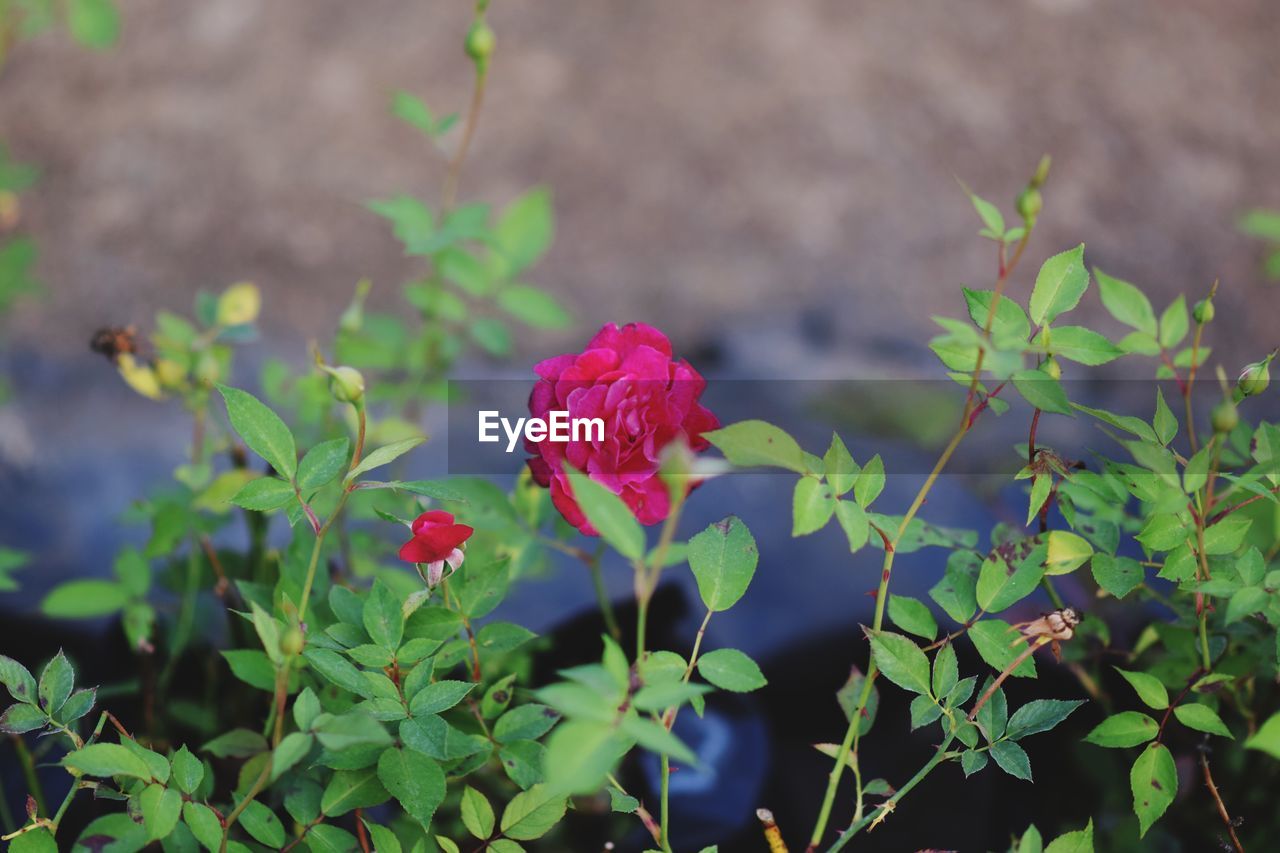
[1,0,1279,849]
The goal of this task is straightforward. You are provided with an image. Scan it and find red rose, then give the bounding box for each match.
[526,322,718,534]
[398,510,474,586]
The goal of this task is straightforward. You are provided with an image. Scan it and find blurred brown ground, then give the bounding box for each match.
[1,0,1278,368]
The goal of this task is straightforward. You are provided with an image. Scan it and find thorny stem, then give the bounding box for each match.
[219,666,289,852]
[969,636,1050,722]
[806,228,1033,851]
[660,753,673,853]
[1200,749,1246,853]
[827,733,957,851]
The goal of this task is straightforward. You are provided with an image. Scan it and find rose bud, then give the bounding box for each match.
[399,510,474,588]
[325,365,366,404]
[1211,400,1239,434]
[1193,299,1215,324]
[1237,360,1271,397]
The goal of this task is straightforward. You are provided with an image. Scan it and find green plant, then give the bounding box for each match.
[4,6,1280,853]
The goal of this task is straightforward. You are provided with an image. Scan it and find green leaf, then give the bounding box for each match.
[1173,703,1232,738]
[238,800,286,848]
[203,727,267,758]
[1131,743,1177,837]
[966,191,1005,237]
[834,500,870,552]
[608,788,640,814]
[1044,820,1094,853]
[990,739,1033,781]
[1005,699,1084,740]
[1153,389,1177,446]
[306,824,360,853]
[7,828,57,853]
[563,468,646,560]
[63,743,153,780]
[853,455,886,508]
[868,631,931,695]
[1050,326,1123,365]
[1159,296,1189,349]
[499,784,568,840]
[217,385,297,480]
[1202,515,1252,555]
[362,581,405,650]
[1027,473,1052,526]
[392,90,435,132]
[704,420,807,473]
[961,749,989,777]
[493,188,554,276]
[823,433,860,495]
[41,580,128,618]
[977,542,1047,612]
[346,437,425,484]
[364,821,404,853]
[321,768,389,817]
[0,703,48,734]
[1095,269,1157,336]
[1012,369,1073,416]
[183,802,223,851]
[373,747,445,824]
[494,705,559,743]
[230,476,296,511]
[271,732,313,781]
[932,643,959,700]
[1226,587,1267,624]
[461,786,496,839]
[1091,554,1143,599]
[170,746,204,795]
[687,516,758,612]
[792,477,835,535]
[410,680,476,716]
[963,288,1029,346]
[697,648,767,692]
[0,655,37,704]
[1245,712,1280,759]
[887,595,937,641]
[1045,530,1094,575]
[969,620,1035,678]
[1029,245,1088,327]
[38,650,74,715]
[67,0,120,49]
[930,552,980,623]
[469,318,512,355]
[545,719,624,794]
[498,286,570,329]
[298,438,350,492]
[1115,668,1168,710]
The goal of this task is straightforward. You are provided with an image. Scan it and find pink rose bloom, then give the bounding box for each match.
[526,322,718,534]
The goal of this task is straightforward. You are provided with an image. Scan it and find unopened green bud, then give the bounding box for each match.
[280,627,304,657]
[327,366,365,403]
[1041,356,1062,380]
[465,19,495,66]
[1237,360,1271,397]
[1016,187,1043,223]
[1030,155,1052,189]
[1193,299,1215,324]
[1211,400,1238,434]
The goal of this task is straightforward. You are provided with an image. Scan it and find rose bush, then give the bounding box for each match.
[525,321,718,534]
